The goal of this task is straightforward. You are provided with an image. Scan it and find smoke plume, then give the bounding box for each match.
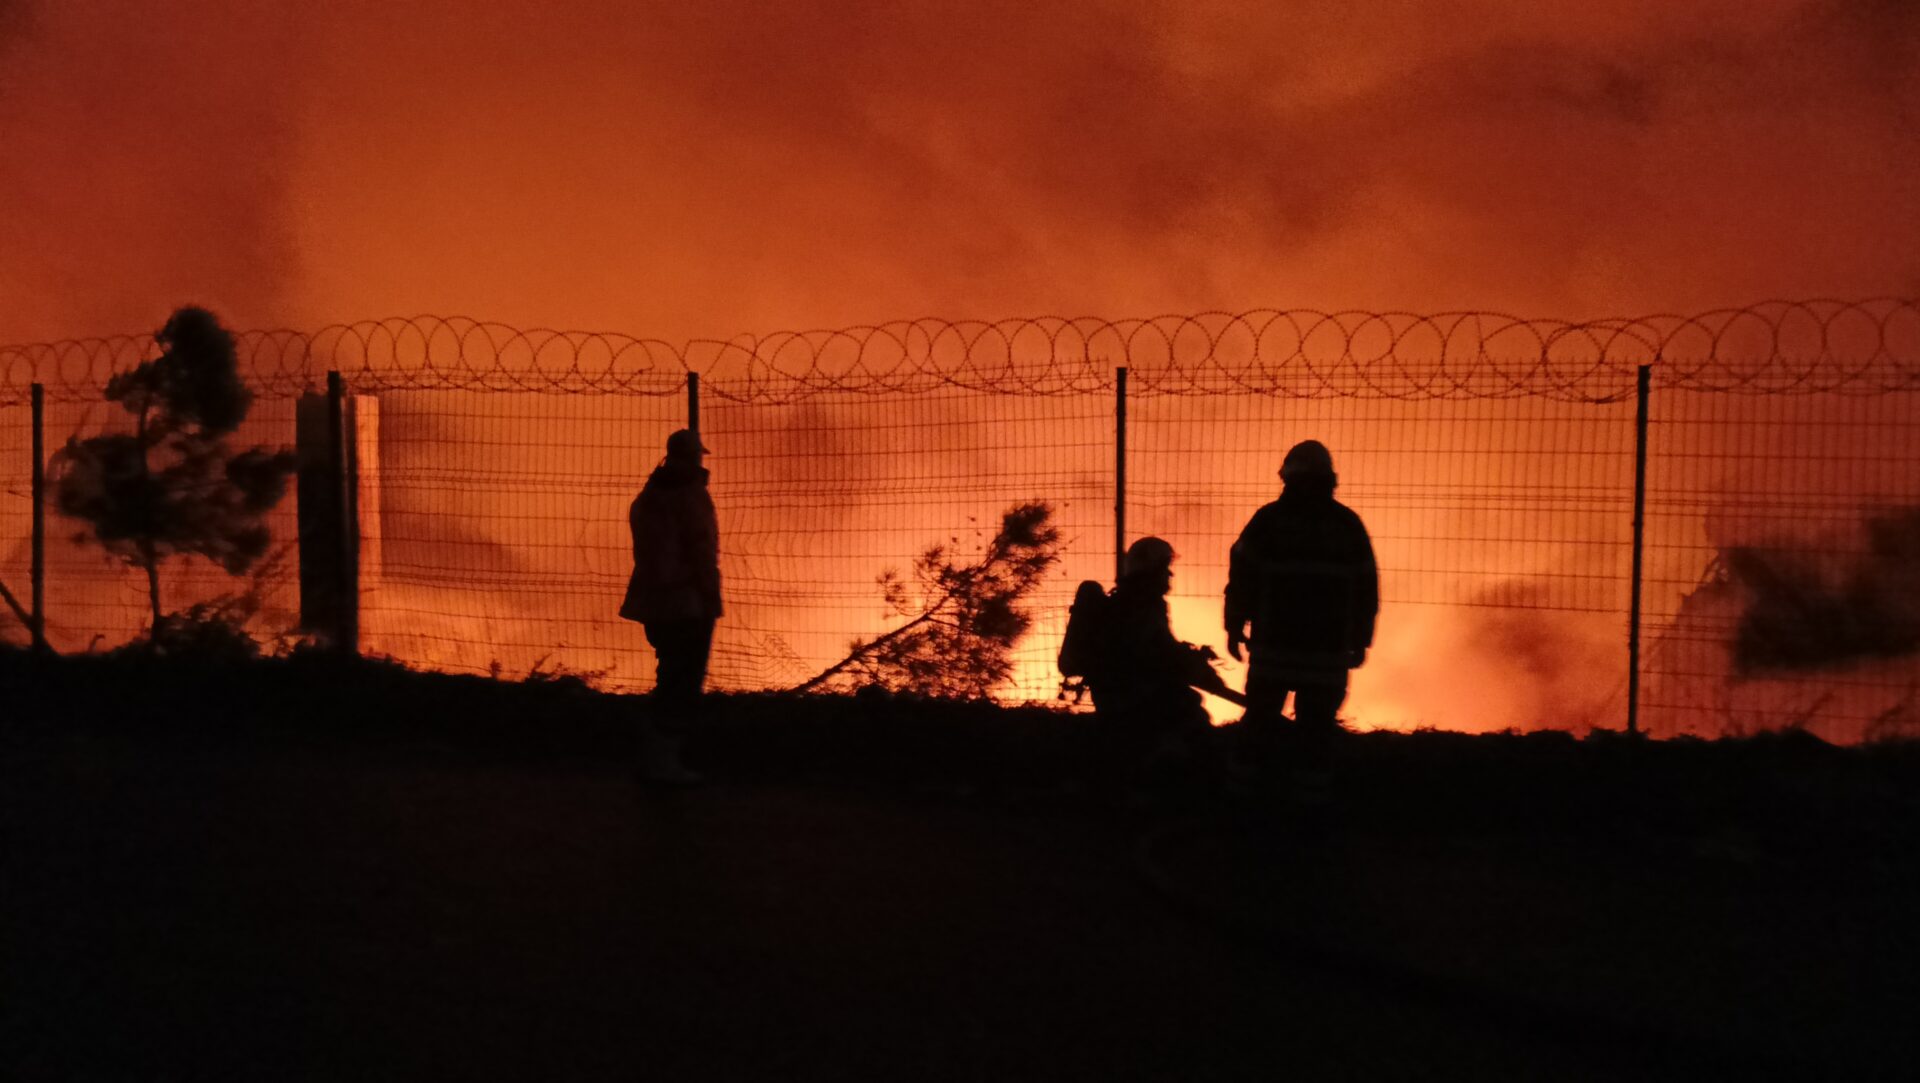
[1731,506,1920,674]
[3,0,1916,342]
[0,1,303,343]
[7,1,1920,739]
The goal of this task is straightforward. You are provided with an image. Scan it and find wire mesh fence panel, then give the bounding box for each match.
[19,396,302,654]
[203,395,303,646]
[1129,393,1639,731]
[359,388,685,689]
[0,404,32,646]
[9,301,1920,742]
[1641,388,1920,743]
[31,399,142,650]
[701,383,1113,702]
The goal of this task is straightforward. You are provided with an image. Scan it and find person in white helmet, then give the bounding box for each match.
[1224,440,1378,800]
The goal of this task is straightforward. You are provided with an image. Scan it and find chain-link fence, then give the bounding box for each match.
[5,302,1917,741]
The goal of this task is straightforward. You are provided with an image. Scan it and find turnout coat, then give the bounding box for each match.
[1225,486,1378,682]
[619,462,722,625]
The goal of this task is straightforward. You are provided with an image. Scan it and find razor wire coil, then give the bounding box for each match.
[4,299,1917,406]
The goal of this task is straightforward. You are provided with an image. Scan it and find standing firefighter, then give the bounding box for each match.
[620,428,722,784]
[1225,440,1378,802]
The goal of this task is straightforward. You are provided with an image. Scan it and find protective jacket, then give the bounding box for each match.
[1225,485,1377,678]
[620,462,722,624]
[1088,579,1213,726]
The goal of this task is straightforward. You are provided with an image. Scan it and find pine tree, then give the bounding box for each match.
[52,306,295,634]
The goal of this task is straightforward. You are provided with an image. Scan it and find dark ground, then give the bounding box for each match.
[3,649,1917,1081]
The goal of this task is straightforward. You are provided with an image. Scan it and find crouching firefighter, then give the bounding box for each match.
[1225,439,1378,805]
[1059,537,1242,802]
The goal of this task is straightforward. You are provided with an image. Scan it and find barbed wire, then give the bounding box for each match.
[3,299,1917,406]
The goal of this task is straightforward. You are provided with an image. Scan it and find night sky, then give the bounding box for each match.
[3,0,1917,343]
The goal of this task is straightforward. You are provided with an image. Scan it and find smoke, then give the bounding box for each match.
[0,0,303,344]
[1730,506,1920,674]
[7,0,1915,343]
[8,1,1920,736]
[1639,493,1920,741]
[0,0,26,54]
[1349,579,1622,733]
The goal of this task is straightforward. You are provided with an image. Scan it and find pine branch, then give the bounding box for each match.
[789,605,948,693]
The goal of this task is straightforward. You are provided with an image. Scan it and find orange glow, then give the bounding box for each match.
[5,1,1919,345]
[6,2,1920,740]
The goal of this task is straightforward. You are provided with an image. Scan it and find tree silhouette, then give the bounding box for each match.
[52,307,295,633]
[794,501,1061,699]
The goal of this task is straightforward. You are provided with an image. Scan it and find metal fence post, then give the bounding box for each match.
[1628,364,1652,735]
[687,371,700,435]
[30,382,46,652]
[326,371,359,654]
[1114,366,1128,583]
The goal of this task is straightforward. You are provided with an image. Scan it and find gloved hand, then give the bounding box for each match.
[1226,625,1247,662]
